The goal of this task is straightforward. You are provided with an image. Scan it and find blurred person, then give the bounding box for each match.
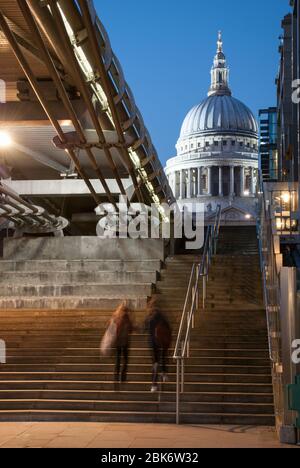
[145,297,172,392]
[106,302,133,387]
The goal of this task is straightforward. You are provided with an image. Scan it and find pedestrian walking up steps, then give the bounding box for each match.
[0,226,274,424]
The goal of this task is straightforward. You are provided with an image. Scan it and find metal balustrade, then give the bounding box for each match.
[0,183,68,234]
[257,182,284,430]
[173,205,221,424]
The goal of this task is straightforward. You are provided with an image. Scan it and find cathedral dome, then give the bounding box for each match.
[179,31,258,140]
[165,32,259,221]
[180,95,258,138]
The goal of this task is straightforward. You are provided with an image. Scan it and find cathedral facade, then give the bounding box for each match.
[165,33,259,224]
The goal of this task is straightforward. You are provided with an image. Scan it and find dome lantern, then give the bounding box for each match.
[208,31,231,97]
[178,31,258,140]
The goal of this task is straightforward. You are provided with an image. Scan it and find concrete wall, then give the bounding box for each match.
[3,237,166,262]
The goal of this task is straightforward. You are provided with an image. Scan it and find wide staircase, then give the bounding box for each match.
[0,227,274,424]
[0,259,159,310]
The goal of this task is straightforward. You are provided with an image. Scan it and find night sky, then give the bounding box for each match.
[96,0,289,165]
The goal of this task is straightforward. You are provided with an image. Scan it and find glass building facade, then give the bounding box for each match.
[259,108,278,182]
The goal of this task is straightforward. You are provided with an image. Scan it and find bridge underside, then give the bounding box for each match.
[0,0,174,236]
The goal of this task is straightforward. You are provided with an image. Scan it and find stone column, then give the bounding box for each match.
[197,167,202,197]
[187,169,192,199]
[230,166,235,197]
[179,170,183,199]
[172,172,177,196]
[240,166,245,196]
[191,169,195,198]
[218,166,223,196]
[250,167,256,195]
[207,167,212,196]
[193,169,197,197]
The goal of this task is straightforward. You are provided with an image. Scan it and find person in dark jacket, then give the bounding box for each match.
[111,302,133,386]
[145,297,172,392]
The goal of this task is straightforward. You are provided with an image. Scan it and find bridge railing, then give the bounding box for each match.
[173,205,221,424]
[0,183,67,235]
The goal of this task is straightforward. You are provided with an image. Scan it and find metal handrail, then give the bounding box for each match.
[174,205,221,424]
[0,183,67,234]
[257,179,284,428]
[257,183,282,366]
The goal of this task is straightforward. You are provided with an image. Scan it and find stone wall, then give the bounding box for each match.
[3,237,166,262]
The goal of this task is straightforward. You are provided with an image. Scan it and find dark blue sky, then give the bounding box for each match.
[96,0,289,165]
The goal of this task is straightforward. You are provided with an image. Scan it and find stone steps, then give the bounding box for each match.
[0,257,161,311]
[0,390,273,403]
[0,410,275,425]
[0,260,162,272]
[0,399,275,415]
[0,380,273,394]
[0,373,272,384]
[4,348,270,358]
[0,271,158,285]
[3,356,270,366]
[0,336,269,344]
[0,297,149,310]
[0,283,154,298]
[0,364,272,375]
[0,227,275,426]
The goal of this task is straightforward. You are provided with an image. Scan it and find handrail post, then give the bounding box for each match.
[181,358,185,394]
[195,264,199,313]
[203,275,206,309]
[176,359,180,425]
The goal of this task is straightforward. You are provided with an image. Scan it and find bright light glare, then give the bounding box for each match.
[276,218,285,230]
[245,214,252,220]
[0,131,12,147]
[244,190,250,196]
[281,192,290,203]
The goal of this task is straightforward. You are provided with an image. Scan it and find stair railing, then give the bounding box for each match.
[257,182,284,428]
[173,205,222,424]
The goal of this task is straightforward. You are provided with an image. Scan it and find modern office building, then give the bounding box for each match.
[277,14,296,182]
[259,107,278,182]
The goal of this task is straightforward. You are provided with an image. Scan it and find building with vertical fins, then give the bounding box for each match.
[259,107,278,182]
[165,32,259,224]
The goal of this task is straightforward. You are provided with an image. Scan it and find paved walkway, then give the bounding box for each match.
[0,423,298,448]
